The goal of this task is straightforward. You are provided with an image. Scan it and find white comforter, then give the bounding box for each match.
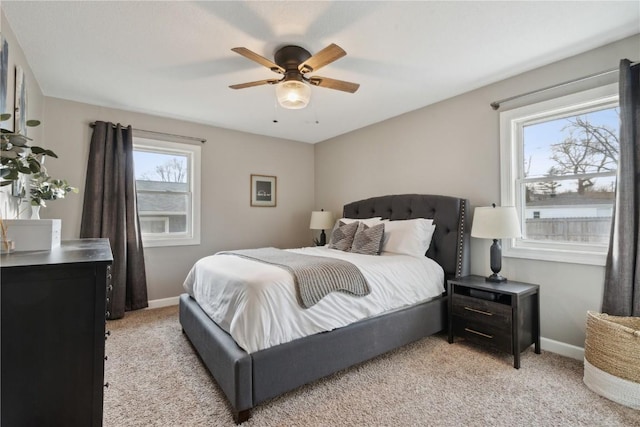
[183,246,444,353]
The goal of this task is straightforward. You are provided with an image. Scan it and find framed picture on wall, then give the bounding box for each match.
[250,174,277,207]
[14,65,27,136]
[0,33,8,121]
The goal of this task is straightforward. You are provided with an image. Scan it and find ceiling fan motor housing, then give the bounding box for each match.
[274,45,312,72]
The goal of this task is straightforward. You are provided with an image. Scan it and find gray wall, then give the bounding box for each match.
[41,97,315,301]
[315,34,640,349]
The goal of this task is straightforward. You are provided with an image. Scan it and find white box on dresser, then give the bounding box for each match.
[3,219,62,251]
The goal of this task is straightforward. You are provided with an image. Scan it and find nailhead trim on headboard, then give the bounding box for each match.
[456,200,466,278]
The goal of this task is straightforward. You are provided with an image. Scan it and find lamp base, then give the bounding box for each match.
[485,273,507,283]
[318,230,327,246]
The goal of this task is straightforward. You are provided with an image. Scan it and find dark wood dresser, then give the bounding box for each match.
[1,239,113,426]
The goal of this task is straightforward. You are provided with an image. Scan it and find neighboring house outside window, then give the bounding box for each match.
[500,84,619,265]
[132,137,201,247]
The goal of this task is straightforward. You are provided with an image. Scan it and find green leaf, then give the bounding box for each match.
[17,165,32,174]
[26,120,41,127]
[7,134,28,146]
[30,147,58,158]
[3,170,18,180]
[28,162,41,173]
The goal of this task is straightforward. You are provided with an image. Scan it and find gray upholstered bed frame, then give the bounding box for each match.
[179,194,470,423]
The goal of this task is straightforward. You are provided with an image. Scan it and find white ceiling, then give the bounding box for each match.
[3,1,639,144]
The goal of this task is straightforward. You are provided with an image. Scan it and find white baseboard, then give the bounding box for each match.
[147,296,180,309]
[541,337,584,361]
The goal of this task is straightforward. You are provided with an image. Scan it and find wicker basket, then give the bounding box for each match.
[583,311,640,409]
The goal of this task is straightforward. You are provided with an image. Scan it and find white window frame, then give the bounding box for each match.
[499,84,618,266]
[133,137,201,247]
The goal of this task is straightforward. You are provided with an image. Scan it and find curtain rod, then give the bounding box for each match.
[89,122,206,143]
[490,61,639,110]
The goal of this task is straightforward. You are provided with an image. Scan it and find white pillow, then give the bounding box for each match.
[338,217,383,226]
[381,218,435,257]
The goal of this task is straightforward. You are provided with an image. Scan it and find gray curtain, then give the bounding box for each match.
[603,59,640,316]
[81,121,148,319]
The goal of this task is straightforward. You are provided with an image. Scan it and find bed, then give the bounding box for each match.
[179,194,470,423]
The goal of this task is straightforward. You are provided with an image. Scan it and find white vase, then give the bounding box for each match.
[31,205,40,220]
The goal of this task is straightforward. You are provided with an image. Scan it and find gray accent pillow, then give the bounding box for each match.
[328,221,359,251]
[351,222,385,255]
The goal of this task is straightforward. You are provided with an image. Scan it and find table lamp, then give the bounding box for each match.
[310,210,334,246]
[471,204,521,282]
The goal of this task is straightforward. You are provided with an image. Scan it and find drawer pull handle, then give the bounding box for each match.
[104,382,110,388]
[465,328,493,339]
[464,306,493,316]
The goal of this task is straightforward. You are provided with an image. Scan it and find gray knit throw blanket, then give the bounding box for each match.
[219,248,370,308]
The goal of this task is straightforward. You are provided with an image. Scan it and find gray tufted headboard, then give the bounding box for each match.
[343,194,470,280]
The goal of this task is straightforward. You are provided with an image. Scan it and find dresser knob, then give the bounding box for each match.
[104,382,109,388]
[104,355,108,361]
[105,330,111,336]
[107,285,113,292]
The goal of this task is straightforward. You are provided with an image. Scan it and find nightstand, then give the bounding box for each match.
[447,275,540,369]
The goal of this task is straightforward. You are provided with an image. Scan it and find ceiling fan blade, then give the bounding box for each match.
[308,76,360,93]
[298,43,346,74]
[231,47,285,74]
[229,79,281,89]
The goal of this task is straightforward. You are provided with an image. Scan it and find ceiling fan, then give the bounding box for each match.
[229,43,360,109]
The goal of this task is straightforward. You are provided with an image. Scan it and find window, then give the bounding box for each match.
[133,137,201,247]
[500,84,619,265]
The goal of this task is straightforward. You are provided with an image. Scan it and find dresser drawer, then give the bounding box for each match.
[452,293,512,327]
[452,315,512,353]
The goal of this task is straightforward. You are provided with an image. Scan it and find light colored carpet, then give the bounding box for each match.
[104,306,638,426]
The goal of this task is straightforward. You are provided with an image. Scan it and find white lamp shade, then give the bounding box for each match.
[310,211,334,230]
[471,206,521,239]
[276,80,311,109]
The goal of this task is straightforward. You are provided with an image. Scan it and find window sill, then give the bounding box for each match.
[142,237,200,248]
[503,245,606,266]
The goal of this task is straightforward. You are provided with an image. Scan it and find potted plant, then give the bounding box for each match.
[1,114,71,251]
[29,171,78,218]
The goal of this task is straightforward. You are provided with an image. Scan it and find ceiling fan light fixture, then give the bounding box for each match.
[276,80,311,109]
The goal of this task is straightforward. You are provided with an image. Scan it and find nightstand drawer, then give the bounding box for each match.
[452,294,511,325]
[452,315,512,353]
